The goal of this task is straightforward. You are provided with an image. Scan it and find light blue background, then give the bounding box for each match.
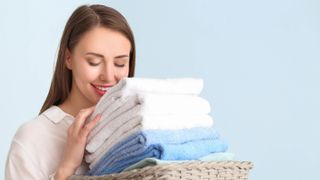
[1,0,319,179]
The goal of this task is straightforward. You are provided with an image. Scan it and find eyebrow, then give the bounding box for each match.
[85,52,129,59]
[115,55,129,59]
[85,52,104,58]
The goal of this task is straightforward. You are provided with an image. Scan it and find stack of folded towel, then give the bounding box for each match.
[85,78,229,176]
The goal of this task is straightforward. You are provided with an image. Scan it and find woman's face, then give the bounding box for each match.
[65,26,131,106]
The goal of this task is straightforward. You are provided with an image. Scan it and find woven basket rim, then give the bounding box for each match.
[77,160,254,179]
[126,160,253,173]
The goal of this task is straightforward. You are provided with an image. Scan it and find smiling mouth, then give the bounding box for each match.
[92,84,111,96]
[96,86,109,91]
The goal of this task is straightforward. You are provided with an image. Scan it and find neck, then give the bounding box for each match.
[58,87,94,117]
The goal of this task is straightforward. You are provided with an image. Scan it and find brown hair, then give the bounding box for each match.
[39,4,136,114]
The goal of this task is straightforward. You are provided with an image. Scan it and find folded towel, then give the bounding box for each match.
[88,97,140,142]
[89,78,204,123]
[88,93,211,142]
[122,152,235,172]
[99,77,204,103]
[86,117,142,167]
[89,143,162,175]
[87,131,228,175]
[86,127,220,166]
[86,110,214,153]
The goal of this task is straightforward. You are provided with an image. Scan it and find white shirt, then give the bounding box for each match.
[5,106,88,180]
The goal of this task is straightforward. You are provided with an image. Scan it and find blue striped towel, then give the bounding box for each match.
[87,129,228,175]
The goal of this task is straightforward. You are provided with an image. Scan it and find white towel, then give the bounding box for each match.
[88,93,211,142]
[86,105,214,153]
[89,77,203,123]
[103,77,204,99]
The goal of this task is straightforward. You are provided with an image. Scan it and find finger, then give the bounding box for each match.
[80,114,102,138]
[73,107,96,133]
[67,124,74,136]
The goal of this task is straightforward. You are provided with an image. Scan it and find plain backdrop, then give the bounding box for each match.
[1,0,319,179]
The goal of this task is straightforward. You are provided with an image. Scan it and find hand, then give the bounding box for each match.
[55,106,101,179]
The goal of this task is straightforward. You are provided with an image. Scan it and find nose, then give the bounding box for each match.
[99,63,115,83]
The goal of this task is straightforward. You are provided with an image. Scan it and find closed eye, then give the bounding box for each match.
[115,63,126,68]
[88,61,101,66]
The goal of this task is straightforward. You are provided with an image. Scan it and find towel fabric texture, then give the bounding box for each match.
[87,131,228,175]
[87,93,211,144]
[86,127,219,165]
[83,78,229,176]
[86,110,214,153]
[88,77,204,124]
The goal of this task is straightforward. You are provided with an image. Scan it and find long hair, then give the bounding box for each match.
[39,4,136,114]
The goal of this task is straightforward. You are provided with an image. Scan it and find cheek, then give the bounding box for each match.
[74,64,100,84]
[115,66,129,80]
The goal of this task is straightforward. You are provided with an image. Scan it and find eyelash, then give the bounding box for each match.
[115,64,125,68]
[88,62,125,68]
[89,62,100,66]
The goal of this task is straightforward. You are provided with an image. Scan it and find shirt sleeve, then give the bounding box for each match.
[5,140,50,180]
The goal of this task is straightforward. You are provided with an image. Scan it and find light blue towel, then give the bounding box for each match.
[139,127,220,144]
[87,129,228,176]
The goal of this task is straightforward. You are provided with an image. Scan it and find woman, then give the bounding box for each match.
[5,4,136,180]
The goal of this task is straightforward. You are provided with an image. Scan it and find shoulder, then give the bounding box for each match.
[6,114,52,179]
[13,106,72,146]
[14,114,51,142]
[6,113,62,180]
[6,106,72,178]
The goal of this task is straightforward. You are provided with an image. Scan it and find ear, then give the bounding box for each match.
[65,48,72,70]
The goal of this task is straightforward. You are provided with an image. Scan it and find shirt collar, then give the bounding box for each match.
[43,105,74,124]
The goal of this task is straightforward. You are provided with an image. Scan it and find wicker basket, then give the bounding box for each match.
[70,161,253,180]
